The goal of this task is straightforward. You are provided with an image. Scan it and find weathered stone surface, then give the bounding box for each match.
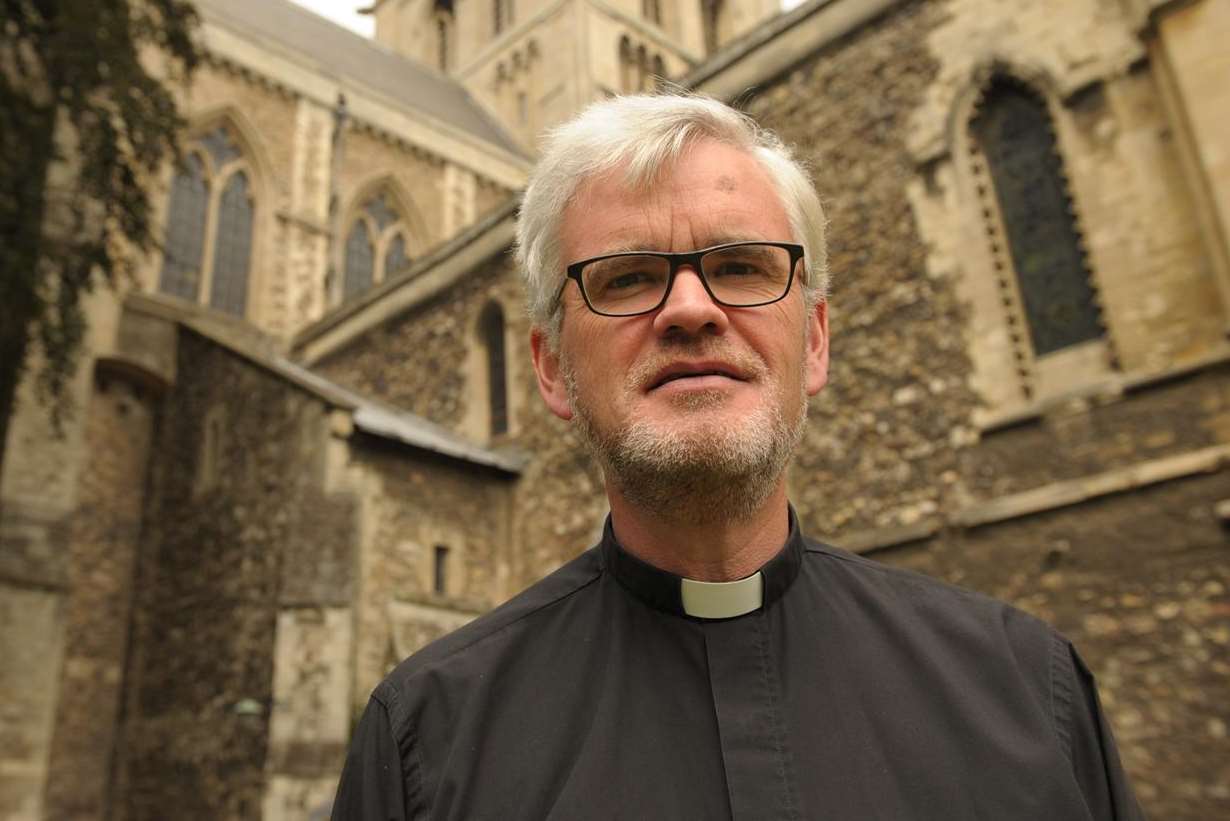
[44,371,156,819]
[113,329,356,821]
[884,471,1230,820]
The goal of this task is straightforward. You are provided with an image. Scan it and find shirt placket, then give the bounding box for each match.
[702,611,800,821]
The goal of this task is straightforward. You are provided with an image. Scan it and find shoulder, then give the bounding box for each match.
[371,545,604,729]
[800,537,1059,659]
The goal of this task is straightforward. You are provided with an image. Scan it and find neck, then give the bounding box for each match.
[606,482,791,582]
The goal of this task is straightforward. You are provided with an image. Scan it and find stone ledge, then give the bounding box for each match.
[977,343,1230,435]
[835,445,1230,552]
[953,444,1230,528]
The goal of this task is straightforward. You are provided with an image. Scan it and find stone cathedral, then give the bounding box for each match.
[2,0,1228,818]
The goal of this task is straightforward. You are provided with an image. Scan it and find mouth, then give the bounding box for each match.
[647,362,748,392]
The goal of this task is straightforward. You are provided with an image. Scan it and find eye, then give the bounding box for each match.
[584,256,667,298]
[710,259,763,278]
[608,270,656,290]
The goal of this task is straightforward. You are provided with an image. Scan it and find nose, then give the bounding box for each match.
[651,266,729,338]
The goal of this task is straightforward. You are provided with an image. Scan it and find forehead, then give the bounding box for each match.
[560,139,793,261]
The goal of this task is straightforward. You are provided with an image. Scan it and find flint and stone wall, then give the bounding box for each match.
[114,329,353,820]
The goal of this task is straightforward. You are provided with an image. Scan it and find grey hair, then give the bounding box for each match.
[514,93,829,338]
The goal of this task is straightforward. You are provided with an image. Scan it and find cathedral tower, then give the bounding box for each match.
[368,0,781,149]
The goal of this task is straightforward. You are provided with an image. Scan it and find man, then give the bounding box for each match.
[332,94,1143,820]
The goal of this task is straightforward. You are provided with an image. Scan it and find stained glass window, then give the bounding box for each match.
[343,221,374,300]
[971,79,1102,356]
[209,171,254,317]
[385,234,410,278]
[481,303,508,436]
[160,154,209,301]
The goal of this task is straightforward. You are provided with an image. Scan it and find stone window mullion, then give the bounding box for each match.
[197,161,224,312]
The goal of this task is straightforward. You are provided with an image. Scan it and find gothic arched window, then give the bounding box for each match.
[970,78,1102,357]
[480,302,508,437]
[643,0,661,25]
[159,124,255,317]
[340,188,415,303]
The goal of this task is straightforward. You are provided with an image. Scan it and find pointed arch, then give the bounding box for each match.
[946,65,1114,405]
[336,175,428,303]
[969,75,1102,357]
[158,110,268,320]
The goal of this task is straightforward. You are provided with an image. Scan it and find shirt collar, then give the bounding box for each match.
[600,507,805,619]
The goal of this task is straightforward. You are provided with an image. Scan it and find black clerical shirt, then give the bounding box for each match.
[332,513,1143,820]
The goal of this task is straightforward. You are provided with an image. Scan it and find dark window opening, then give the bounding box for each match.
[971,77,1102,356]
[494,0,513,35]
[643,0,661,25]
[702,0,723,54]
[437,16,451,71]
[481,302,508,436]
[433,545,450,595]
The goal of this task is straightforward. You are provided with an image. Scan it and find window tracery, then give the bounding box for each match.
[159,124,255,318]
[339,187,415,303]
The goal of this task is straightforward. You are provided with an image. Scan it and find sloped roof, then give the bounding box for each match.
[197,0,525,156]
[126,292,526,475]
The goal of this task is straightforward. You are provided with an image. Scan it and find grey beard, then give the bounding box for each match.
[565,370,808,527]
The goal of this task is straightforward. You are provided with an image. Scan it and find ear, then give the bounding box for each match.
[530,326,574,421]
[804,299,830,396]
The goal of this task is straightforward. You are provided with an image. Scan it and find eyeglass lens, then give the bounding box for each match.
[580,244,794,316]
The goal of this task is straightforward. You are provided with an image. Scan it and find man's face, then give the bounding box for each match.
[532,138,829,518]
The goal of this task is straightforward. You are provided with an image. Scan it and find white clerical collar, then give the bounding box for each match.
[680,572,765,619]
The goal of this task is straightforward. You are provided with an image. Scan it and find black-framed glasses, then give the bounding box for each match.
[558,241,805,317]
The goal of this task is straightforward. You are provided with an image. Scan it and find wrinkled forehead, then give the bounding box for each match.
[560,141,793,258]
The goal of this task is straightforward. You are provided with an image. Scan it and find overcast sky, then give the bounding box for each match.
[289,0,375,38]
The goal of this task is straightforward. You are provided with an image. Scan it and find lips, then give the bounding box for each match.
[647,361,748,391]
